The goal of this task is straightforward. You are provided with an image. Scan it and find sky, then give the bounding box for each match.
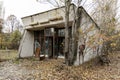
[2,0,93,19]
[2,0,120,20]
[3,0,54,19]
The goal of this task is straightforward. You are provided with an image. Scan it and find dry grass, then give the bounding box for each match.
[0,50,17,60]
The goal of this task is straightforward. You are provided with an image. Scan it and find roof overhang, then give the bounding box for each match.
[25,21,73,31]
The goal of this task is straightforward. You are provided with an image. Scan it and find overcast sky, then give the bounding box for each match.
[3,0,54,19]
[3,0,94,19]
[2,0,120,20]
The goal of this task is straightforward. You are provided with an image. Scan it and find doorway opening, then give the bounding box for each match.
[34,27,65,59]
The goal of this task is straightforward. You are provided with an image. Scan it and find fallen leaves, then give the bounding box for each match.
[0,53,120,80]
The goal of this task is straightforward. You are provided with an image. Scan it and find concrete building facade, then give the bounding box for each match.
[19,4,100,65]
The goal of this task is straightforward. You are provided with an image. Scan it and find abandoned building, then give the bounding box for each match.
[18,4,100,65]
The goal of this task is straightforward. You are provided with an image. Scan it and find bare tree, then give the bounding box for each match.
[0,18,3,33]
[37,0,64,7]
[5,15,22,33]
[64,0,72,65]
[69,0,82,65]
[92,0,118,55]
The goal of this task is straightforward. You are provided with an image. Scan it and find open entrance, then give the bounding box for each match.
[58,37,64,56]
[45,37,53,58]
[34,28,65,59]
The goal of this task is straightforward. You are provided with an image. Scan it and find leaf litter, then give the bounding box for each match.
[0,52,120,80]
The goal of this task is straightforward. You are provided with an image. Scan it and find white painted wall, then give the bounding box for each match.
[22,17,32,26]
[18,30,34,58]
[21,4,75,28]
[20,5,100,65]
[74,9,99,65]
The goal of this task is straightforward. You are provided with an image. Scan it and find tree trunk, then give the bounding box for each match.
[65,0,82,65]
[64,0,71,65]
[70,7,82,65]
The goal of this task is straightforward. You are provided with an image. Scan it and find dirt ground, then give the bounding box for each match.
[0,52,120,80]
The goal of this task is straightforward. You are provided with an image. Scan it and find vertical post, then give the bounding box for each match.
[44,28,46,58]
[53,28,55,58]
[55,29,58,58]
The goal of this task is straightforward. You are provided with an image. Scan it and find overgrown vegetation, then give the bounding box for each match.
[92,0,119,54]
[0,30,22,49]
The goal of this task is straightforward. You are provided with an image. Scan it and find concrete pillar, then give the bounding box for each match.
[18,30,34,58]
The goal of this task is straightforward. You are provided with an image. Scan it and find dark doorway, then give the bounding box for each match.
[34,28,65,59]
[45,37,53,58]
[58,37,65,56]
